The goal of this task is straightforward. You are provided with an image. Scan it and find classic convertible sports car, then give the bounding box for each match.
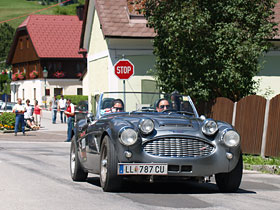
[70,92,242,192]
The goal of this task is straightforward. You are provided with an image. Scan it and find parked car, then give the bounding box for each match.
[0,102,16,113]
[70,92,242,192]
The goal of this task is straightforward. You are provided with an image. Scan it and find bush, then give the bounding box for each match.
[56,95,88,105]
[0,112,15,130]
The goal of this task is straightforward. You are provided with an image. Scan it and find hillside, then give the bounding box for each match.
[0,0,82,29]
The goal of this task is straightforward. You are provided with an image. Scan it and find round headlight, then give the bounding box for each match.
[222,130,240,147]
[202,120,218,135]
[119,128,138,146]
[139,119,154,134]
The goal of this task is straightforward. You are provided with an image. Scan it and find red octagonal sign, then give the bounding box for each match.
[114,59,134,80]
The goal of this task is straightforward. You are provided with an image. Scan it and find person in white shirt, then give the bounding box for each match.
[58,95,67,123]
[12,98,26,136]
[24,99,38,130]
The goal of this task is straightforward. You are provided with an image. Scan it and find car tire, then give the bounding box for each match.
[100,135,123,192]
[70,140,88,181]
[215,154,243,193]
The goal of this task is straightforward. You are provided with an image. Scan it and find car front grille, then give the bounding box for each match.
[143,137,214,157]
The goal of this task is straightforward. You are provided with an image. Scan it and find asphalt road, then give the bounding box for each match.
[0,113,279,210]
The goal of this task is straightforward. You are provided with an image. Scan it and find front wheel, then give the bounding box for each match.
[215,154,243,193]
[100,135,123,192]
[70,140,88,181]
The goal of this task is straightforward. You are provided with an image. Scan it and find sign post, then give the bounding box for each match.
[114,59,134,106]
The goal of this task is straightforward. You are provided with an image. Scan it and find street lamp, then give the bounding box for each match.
[43,67,48,109]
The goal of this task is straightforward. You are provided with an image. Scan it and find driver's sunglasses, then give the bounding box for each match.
[114,107,123,111]
[159,105,170,109]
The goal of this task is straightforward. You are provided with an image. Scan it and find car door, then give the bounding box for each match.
[75,119,88,165]
[83,119,106,173]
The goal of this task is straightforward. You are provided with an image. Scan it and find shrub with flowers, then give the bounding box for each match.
[0,70,8,82]
[0,112,15,131]
[53,71,65,78]
[1,70,7,75]
[29,70,39,79]
[12,73,19,81]
[18,72,26,80]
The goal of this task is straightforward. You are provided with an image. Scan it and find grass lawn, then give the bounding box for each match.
[0,0,57,29]
[243,155,280,174]
[243,155,280,166]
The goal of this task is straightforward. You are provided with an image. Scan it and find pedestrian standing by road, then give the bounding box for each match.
[64,99,75,142]
[51,95,58,124]
[12,98,26,136]
[34,100,42,127]
[58,95,66,123]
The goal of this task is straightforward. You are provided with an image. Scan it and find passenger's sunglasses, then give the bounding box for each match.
[113,107,123,111]
[159,105,170,109]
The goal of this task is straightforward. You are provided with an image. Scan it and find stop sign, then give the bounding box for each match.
[114,59,134,80]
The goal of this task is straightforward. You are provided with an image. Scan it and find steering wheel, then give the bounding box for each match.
[161,109,176,113]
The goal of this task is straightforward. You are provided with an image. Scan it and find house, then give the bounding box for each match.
[80,0,280,112]
[79,0,157,111]
[7,14,86,106]
[254,1,280,98]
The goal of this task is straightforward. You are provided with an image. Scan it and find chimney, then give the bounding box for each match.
[76,5,84,21]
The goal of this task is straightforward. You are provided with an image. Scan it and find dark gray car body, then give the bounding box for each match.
[74,99,240,180]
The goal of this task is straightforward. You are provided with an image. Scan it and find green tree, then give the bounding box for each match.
[0,23,14,70]
[143,0,277,102]
[53,0,85,15]
[0,23,14,94]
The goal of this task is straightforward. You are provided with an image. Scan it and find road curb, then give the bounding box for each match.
[244,163,280,175]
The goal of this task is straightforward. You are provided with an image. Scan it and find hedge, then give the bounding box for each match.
[56,95,88,105]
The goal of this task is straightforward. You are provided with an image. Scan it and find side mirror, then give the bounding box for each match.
[200,115,206,120]
[87,113,94,123]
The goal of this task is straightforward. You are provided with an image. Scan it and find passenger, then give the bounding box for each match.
[156,99,170,112]
[111,99,124,113]
[171,91,180,111]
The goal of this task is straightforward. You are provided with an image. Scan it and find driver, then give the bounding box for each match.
[156,99,170,112]
[111,99,124,113]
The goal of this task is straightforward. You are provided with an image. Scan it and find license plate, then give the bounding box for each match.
[118,163,168,175]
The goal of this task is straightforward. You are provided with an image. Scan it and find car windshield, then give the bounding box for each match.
[98,92,198,117]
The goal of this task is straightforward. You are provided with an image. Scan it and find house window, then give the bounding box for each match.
[54,88,63,96]
[45,89,50,96]
[77,88,82,95]
[20,39,23,50]
[26,38,30,48]
[22,89,24,100]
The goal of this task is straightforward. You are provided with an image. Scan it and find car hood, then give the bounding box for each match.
[106,113,202,130]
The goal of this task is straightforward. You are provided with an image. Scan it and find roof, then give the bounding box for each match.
[94,0,155,38]
[15,15,83,59]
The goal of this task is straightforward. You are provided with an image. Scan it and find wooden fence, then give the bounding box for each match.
[200,94,280,157]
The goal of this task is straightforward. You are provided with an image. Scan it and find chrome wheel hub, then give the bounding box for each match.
[71,148,75,174]
[100,150,108,183]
